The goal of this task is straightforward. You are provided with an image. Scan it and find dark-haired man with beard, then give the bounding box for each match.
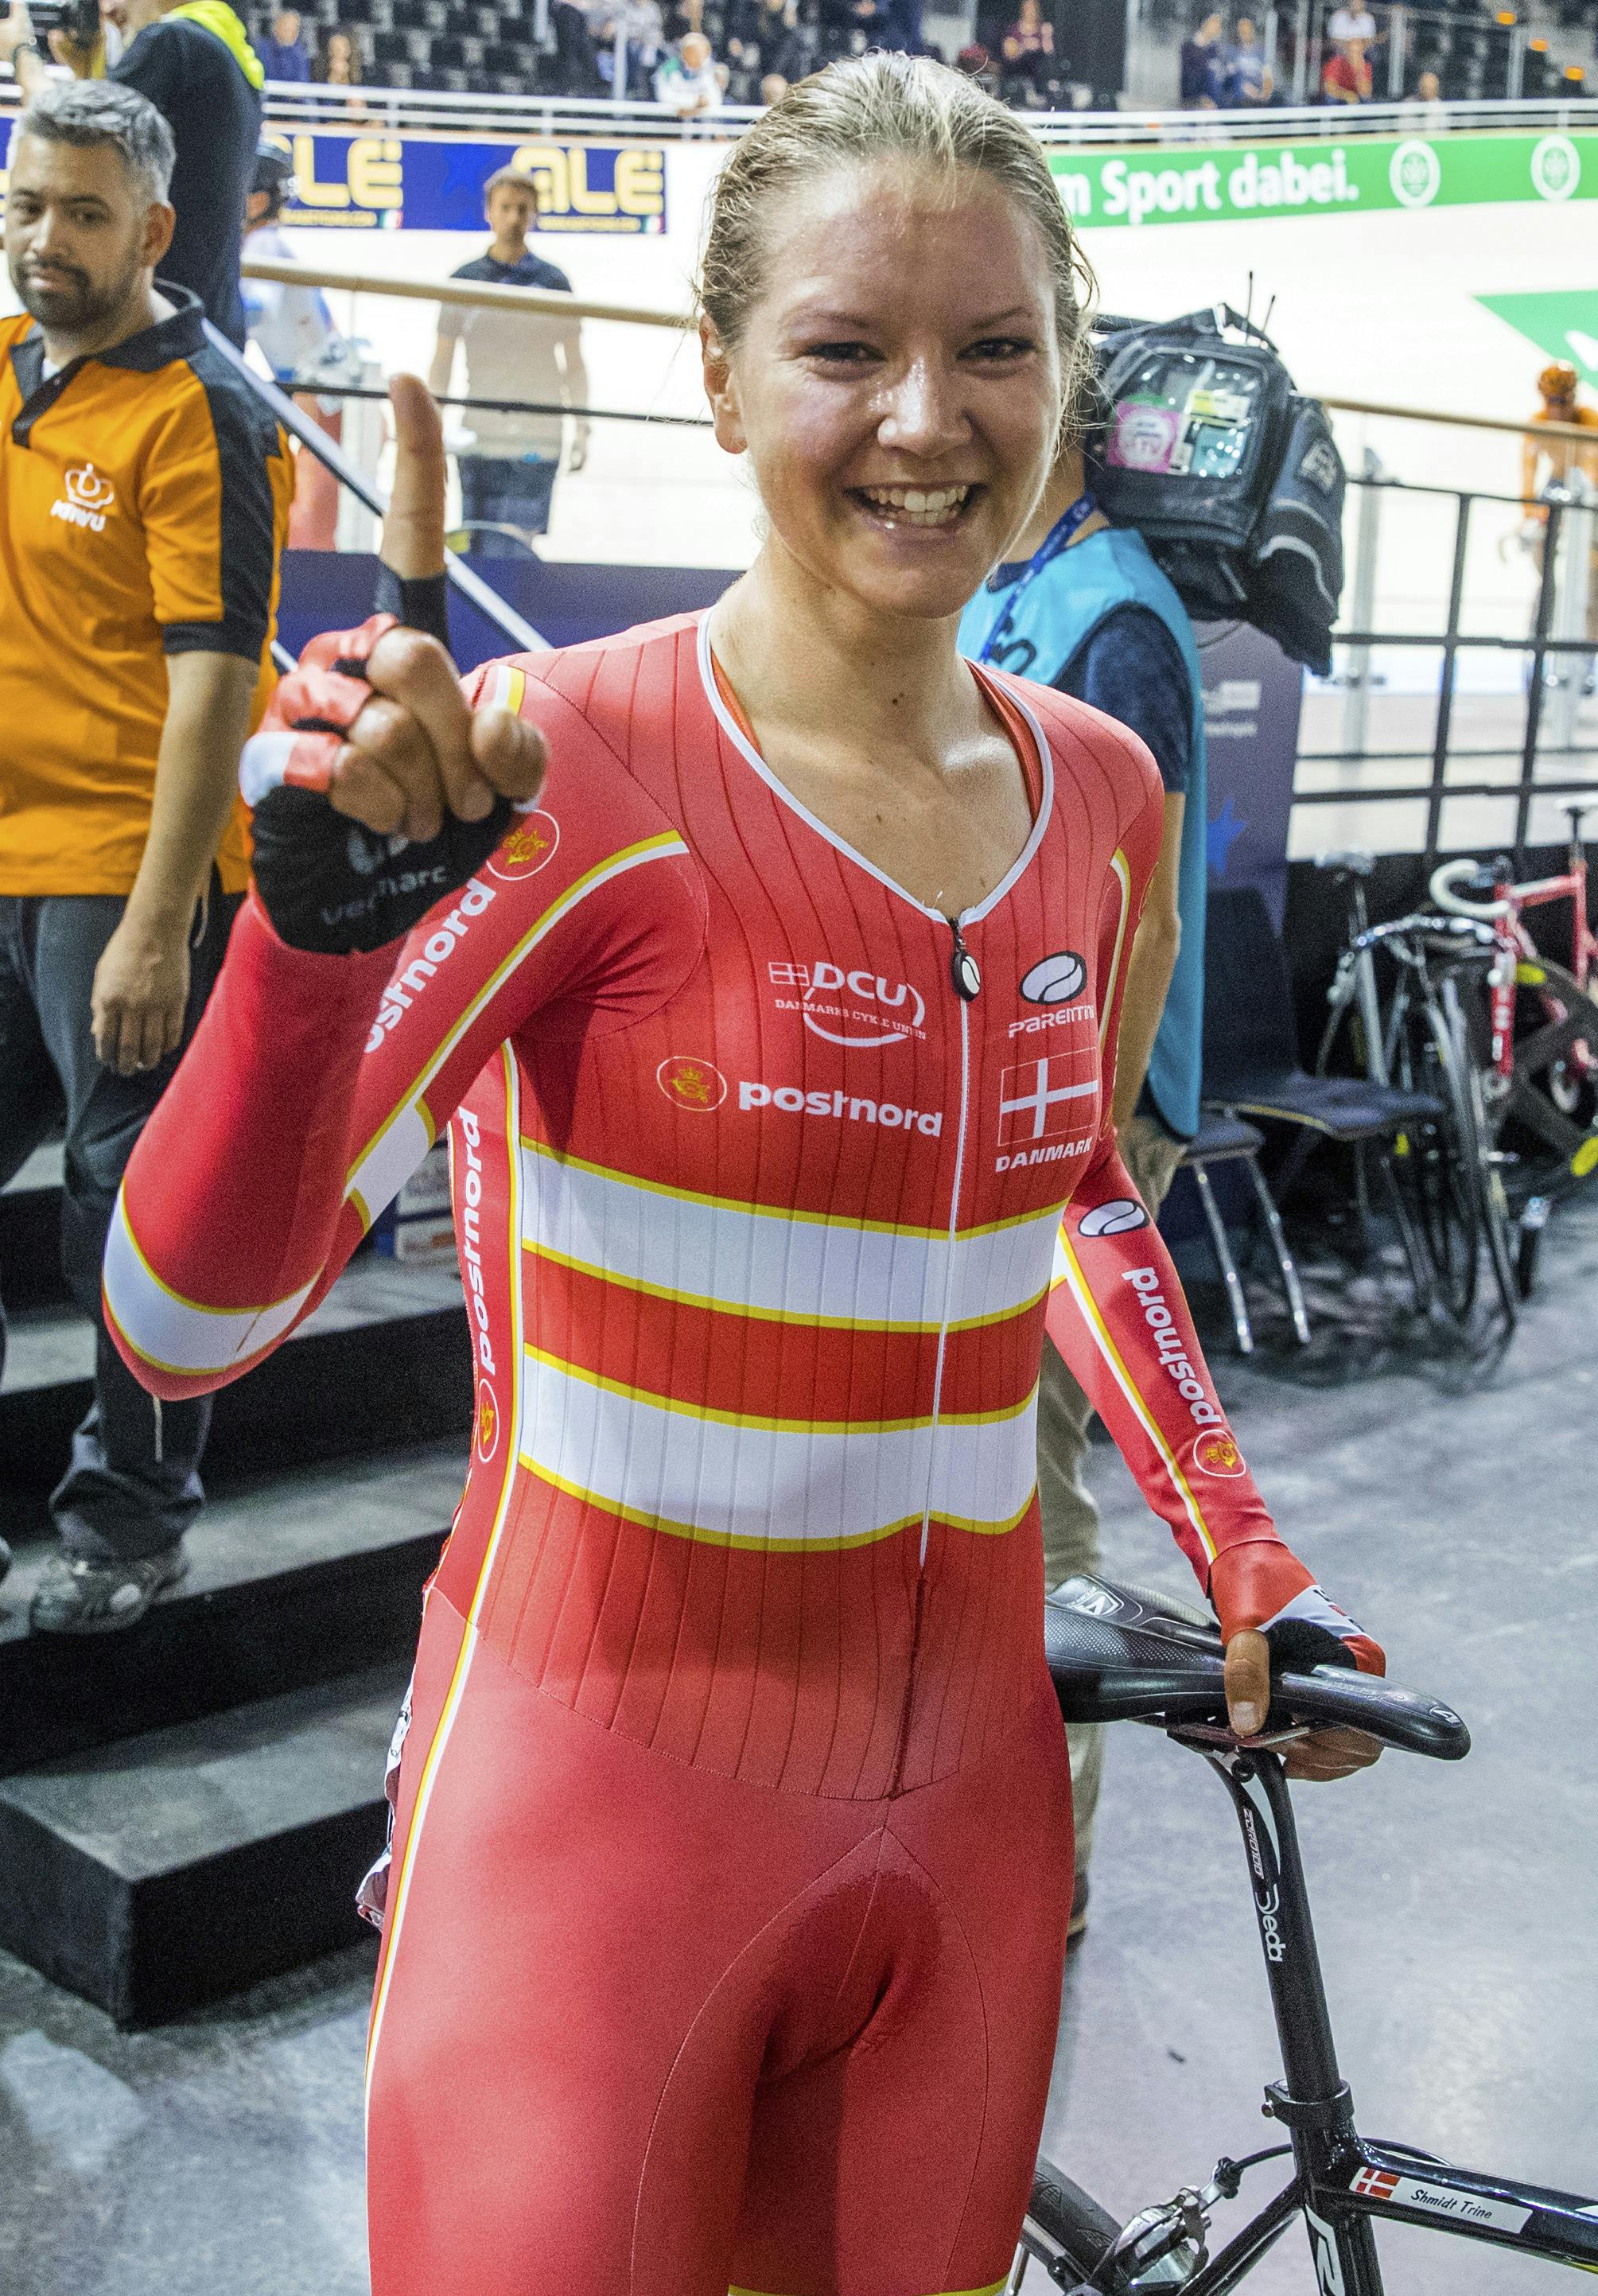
[0,79,291,1630]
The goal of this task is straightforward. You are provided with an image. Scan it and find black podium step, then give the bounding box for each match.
[0,1439,461,1776]
[0,1142,65,1313]
[0,1662,404,2026]
[0,1255,472,1497]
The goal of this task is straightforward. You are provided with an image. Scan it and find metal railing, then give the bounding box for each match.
[2,75,1584,145]
[1304,461,1597,858]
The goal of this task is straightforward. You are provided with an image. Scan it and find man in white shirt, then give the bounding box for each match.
[427,167,589,558]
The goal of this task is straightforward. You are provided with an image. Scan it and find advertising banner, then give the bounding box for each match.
[0,123,667,235]
[1048,128,1596,231]
[1477,289,1598,389]
[262,131,670,232]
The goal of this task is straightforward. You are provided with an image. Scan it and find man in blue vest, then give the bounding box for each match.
[959,431,1207,1939]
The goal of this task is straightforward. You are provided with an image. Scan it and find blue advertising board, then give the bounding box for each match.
[261,131,668,233]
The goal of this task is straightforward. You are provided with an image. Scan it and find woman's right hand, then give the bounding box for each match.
[240,377,548,955]
[311,618,546,850]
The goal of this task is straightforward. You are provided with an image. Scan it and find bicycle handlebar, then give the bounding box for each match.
[1429,858,1512,920]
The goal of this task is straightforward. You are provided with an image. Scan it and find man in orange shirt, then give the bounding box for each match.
[0,80,291,1629]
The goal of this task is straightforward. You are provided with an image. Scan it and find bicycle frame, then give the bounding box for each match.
[1151,1737,1598,2294]
[1483,820,1594,1087]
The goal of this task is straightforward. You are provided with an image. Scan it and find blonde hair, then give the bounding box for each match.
[699,53,1095,432]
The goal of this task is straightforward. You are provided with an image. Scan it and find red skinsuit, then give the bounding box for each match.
[108,613,1282,2296]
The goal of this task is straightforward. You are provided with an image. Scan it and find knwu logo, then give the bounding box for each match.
[51,461,116,534]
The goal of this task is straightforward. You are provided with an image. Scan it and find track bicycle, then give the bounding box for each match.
[1312,853,1518,1332]
[1431,805,1598,1295]
[1013,1575,1598,2294]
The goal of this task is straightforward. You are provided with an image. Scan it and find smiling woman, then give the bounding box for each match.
[107,50,1383,2296]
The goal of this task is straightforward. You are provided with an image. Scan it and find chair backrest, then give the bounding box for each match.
[1202,885,1303,1094]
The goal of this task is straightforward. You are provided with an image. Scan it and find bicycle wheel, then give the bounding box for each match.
[1438,971,1520,1325]
[1386,980,1482,1322]
[1495,955,1598,1204]
[1019,2161,1132,2292]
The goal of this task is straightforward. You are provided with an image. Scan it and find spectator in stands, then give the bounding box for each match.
[0,80,291,1627]
[1000,0,1054,96]
[3,0,264,348]
[1178,10,1225,103]
[1225,15,1272,102]
[655,25,723,107]
[428,167,589,558]
[956,38,1000,92]
[1322,33,1371,98]
[313,24,369,110]
[1406,64,1444,119]
[727,0,811,89]
[255,5,309,78]
[760,67,787,99]
[958,423,1206,1942]
[1326,0,1374,42]
[550,0,606,93]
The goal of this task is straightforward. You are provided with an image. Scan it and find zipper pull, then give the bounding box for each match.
[947,916,981,1002]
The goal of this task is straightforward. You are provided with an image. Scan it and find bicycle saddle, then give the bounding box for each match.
[1044,1575,1470,1760]
[1315,849,1376,877]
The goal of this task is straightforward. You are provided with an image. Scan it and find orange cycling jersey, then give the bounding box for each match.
[106,612,1318,2296]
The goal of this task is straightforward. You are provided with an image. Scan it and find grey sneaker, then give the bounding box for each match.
[30,1542,189,1635]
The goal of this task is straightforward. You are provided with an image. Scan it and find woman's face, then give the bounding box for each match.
[703,162,1062,626]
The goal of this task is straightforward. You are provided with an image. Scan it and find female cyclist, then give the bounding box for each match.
[107,56,1381,2296]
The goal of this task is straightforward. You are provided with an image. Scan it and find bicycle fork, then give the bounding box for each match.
[1199,1744,1386,2296]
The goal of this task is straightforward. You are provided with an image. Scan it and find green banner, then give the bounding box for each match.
[1049,130,1595,230]
[1477,290,1598,388]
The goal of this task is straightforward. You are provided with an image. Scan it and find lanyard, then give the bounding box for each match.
[974,492,1098,665]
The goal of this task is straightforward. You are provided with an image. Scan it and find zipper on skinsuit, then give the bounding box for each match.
[888,916,981,1796]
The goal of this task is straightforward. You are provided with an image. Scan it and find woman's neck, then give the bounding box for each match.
[710,540,976,761]
[1007,457,1104,562]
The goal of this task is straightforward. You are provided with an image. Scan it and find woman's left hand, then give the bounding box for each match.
[1223,1628,1382,1781]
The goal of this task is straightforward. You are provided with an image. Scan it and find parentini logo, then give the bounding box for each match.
[50,460,116,533]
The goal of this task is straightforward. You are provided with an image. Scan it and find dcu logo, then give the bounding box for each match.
[657,1056,727,1111]
[50,461,117,534]
[488,807,561,882]
[768,960,927,1048]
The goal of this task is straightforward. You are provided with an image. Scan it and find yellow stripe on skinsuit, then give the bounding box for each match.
[519,1132,1072,1247]
[522,1341,1038,1438]
[365,1045,525,2099]
[518,1460,1034,1551]
[523,1238,1049,1337]
[1099,846,1133,1054]
[346,831,688,1192]
[1052,1228,1217,1565]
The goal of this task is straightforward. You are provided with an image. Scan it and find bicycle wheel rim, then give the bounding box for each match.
[1391,992,1480,1321]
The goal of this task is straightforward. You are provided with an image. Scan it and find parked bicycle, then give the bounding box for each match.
[1431,804,1598,1295]
[1014,1577,1598,2293]
[1314,852,1517,1332]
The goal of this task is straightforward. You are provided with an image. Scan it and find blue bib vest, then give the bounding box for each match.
[958,523,1207,1139]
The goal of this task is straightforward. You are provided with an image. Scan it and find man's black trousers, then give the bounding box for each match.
[0,887,238,1562]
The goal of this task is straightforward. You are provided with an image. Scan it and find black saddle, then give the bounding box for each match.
[1044,1576,1470,1761]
